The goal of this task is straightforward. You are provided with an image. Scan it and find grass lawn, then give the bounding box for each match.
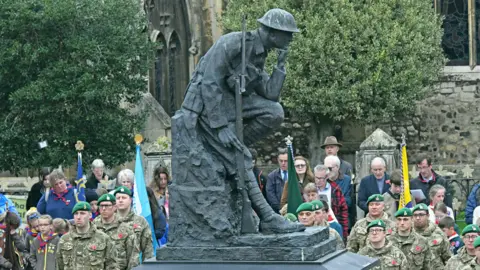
[457,211,467,231]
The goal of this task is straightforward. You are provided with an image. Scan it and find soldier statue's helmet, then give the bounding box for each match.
[257,8,300,33]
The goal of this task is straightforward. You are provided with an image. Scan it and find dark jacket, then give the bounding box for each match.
[153,206,167,240]
[85,173,111,189]
[410,170,452,208]
[466,184,480,224]
[358,173,391,213]
[339,159,353,177]
[26,183,46,210]
[266,168,286,213]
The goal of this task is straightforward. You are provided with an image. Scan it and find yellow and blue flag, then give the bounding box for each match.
[398,137,412,209]
[75,152,86,202]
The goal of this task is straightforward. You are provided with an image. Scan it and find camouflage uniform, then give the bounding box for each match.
[459,258,480,270]
[445,246,475,270]
[347,212,395,253]
[93,214,139,269]
[358,241,408,270]
[414,221,452,265]
[56,222,118,270]
[330,227,344,250]
[387,230,442,270]
[118,211,154,262]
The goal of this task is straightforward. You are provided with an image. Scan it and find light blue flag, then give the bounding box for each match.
[133,144,158,258]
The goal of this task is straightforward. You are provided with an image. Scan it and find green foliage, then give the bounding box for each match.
[222,0,446,122]
[0,0,151,173]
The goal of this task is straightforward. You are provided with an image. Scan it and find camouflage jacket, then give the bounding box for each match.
[118,211,154,262]
[93,214,139,270]
[460,258,480,270]
[414,222,452,265]
[387,230,442,270]
[56,223,118,270]
[445,246,475,270]
[330,227,345,251]
[358,241,408,270]
[347,212,395,253]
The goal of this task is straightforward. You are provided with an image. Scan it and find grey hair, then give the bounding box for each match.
[48,169,66,187]
[429,184,446,200]
[117,169,135,185]
[91,159,105,169]
[324,155,340,167]
[371,157,386,168]
[314,164,329,174]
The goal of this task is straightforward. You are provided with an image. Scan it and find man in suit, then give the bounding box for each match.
[358,157,390,215]
[266,149,288,213]
[321,136,353,177]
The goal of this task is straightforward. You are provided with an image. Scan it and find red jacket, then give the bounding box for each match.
[329,180,349,239]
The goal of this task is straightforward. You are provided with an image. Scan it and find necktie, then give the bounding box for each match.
[283,171,288,182]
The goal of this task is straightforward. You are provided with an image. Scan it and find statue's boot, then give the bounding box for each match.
[246,171,305,234]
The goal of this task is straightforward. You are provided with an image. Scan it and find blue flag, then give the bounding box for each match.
[75,153,86,202]
[133,144,158,257]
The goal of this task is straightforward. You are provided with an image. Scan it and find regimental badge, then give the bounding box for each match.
[404,212,407,216]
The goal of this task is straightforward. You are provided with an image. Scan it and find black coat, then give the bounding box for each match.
[85,173,111,189]
[26,182,45,210]
[410,170,452,208]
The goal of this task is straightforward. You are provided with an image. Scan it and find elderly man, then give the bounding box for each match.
[358,157,390,214]
[445,225,480,269]
[296,202,315,227]
[266,149,288,213]
[86,159,112,189]
[321,136,352,176]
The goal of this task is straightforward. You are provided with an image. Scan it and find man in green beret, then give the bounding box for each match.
[412,203,451,266]
[56,202,118,270]
[284,213,297,222]
[93,194,139,270]
[114,186,153,262]
[296,202,315,227]
[386,207,441,270]
[311,200,344,250]
[461,236,480,269]
[445,224,480,270]
[347,194,395,253]
[358,219,407,269]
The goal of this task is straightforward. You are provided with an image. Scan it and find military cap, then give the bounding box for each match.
[72,201,92,214]
[474,236,480,248]
[366,194,384,205]
[257,8,300,33]
[367,219,386,231]
[97,193,116,204]
[284,213,297,222]
[296,202,314,214]
[310,200,324,211]
[462,224,480,236]
[114,186,132,197]
[412,203,429,213]
[395,207,413,217]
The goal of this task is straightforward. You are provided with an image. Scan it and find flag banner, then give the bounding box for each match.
[286,142,303,216]
[134,144,158,257]
[75,152,86,202]
[398,136,413,209]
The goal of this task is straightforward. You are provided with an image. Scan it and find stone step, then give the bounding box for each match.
[229,226,329,247]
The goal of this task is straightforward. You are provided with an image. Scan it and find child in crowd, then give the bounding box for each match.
[0,210,25,270]
[52,218,69,237]
[438,216,463,255]
[24,208,41,270]
[29,215,59,270]
[434,202,460,235]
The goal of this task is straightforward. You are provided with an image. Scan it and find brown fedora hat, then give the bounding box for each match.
[321,136,342,149]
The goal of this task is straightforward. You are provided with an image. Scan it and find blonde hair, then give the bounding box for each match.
[303,182,317,194]
[52,218,69,234]
[38,214,53,225]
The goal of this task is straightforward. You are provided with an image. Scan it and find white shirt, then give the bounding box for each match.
[317,183,332,209]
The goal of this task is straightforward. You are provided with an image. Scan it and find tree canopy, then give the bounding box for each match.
[222,0,446,123]
[0,0,151,173]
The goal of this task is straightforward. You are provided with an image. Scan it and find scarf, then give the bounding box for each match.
[26,226,38,237]
[37,232,57,251]
[51,187,72,206]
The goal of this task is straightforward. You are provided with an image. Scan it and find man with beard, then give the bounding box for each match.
[347,194,395,253]
[413,203,451,266]
[387,207,441,270]
[93,194,139,270]
[445,225,480,270]
[358,219,407,269]
[383,169,415,221]
[56,202,118,270]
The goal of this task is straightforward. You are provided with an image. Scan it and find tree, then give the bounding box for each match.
[0,0,151,173]
[222,0,446,124]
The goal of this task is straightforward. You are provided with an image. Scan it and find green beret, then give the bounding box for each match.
[114,186,132,197]
[284,213,297,222]
[395,207,413,217]
[72,202,92,214]
[367,219,386,231]
[367,194,384,205]
[310,200,324,211]
[97,194,116,204]
[296,202,314,214]
[412,203,429,213]
[474,236,480,248]
[462,224,480,236]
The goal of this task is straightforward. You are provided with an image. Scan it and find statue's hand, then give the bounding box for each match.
[218,127,243,151]
[277,49,288,68]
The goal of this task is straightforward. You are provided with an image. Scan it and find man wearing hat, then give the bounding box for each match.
[296,202,315,227]
[445,224,480,270]
[115,186,154,262]
[93,194,138,270]
[461,235,480,269]
[347,194,395,253]
[412,203,451,266]
[311,200,344,250]
[358,219,407,269]
[387,207,441,270]
[321,136,352,177]
[56,201,118,270]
